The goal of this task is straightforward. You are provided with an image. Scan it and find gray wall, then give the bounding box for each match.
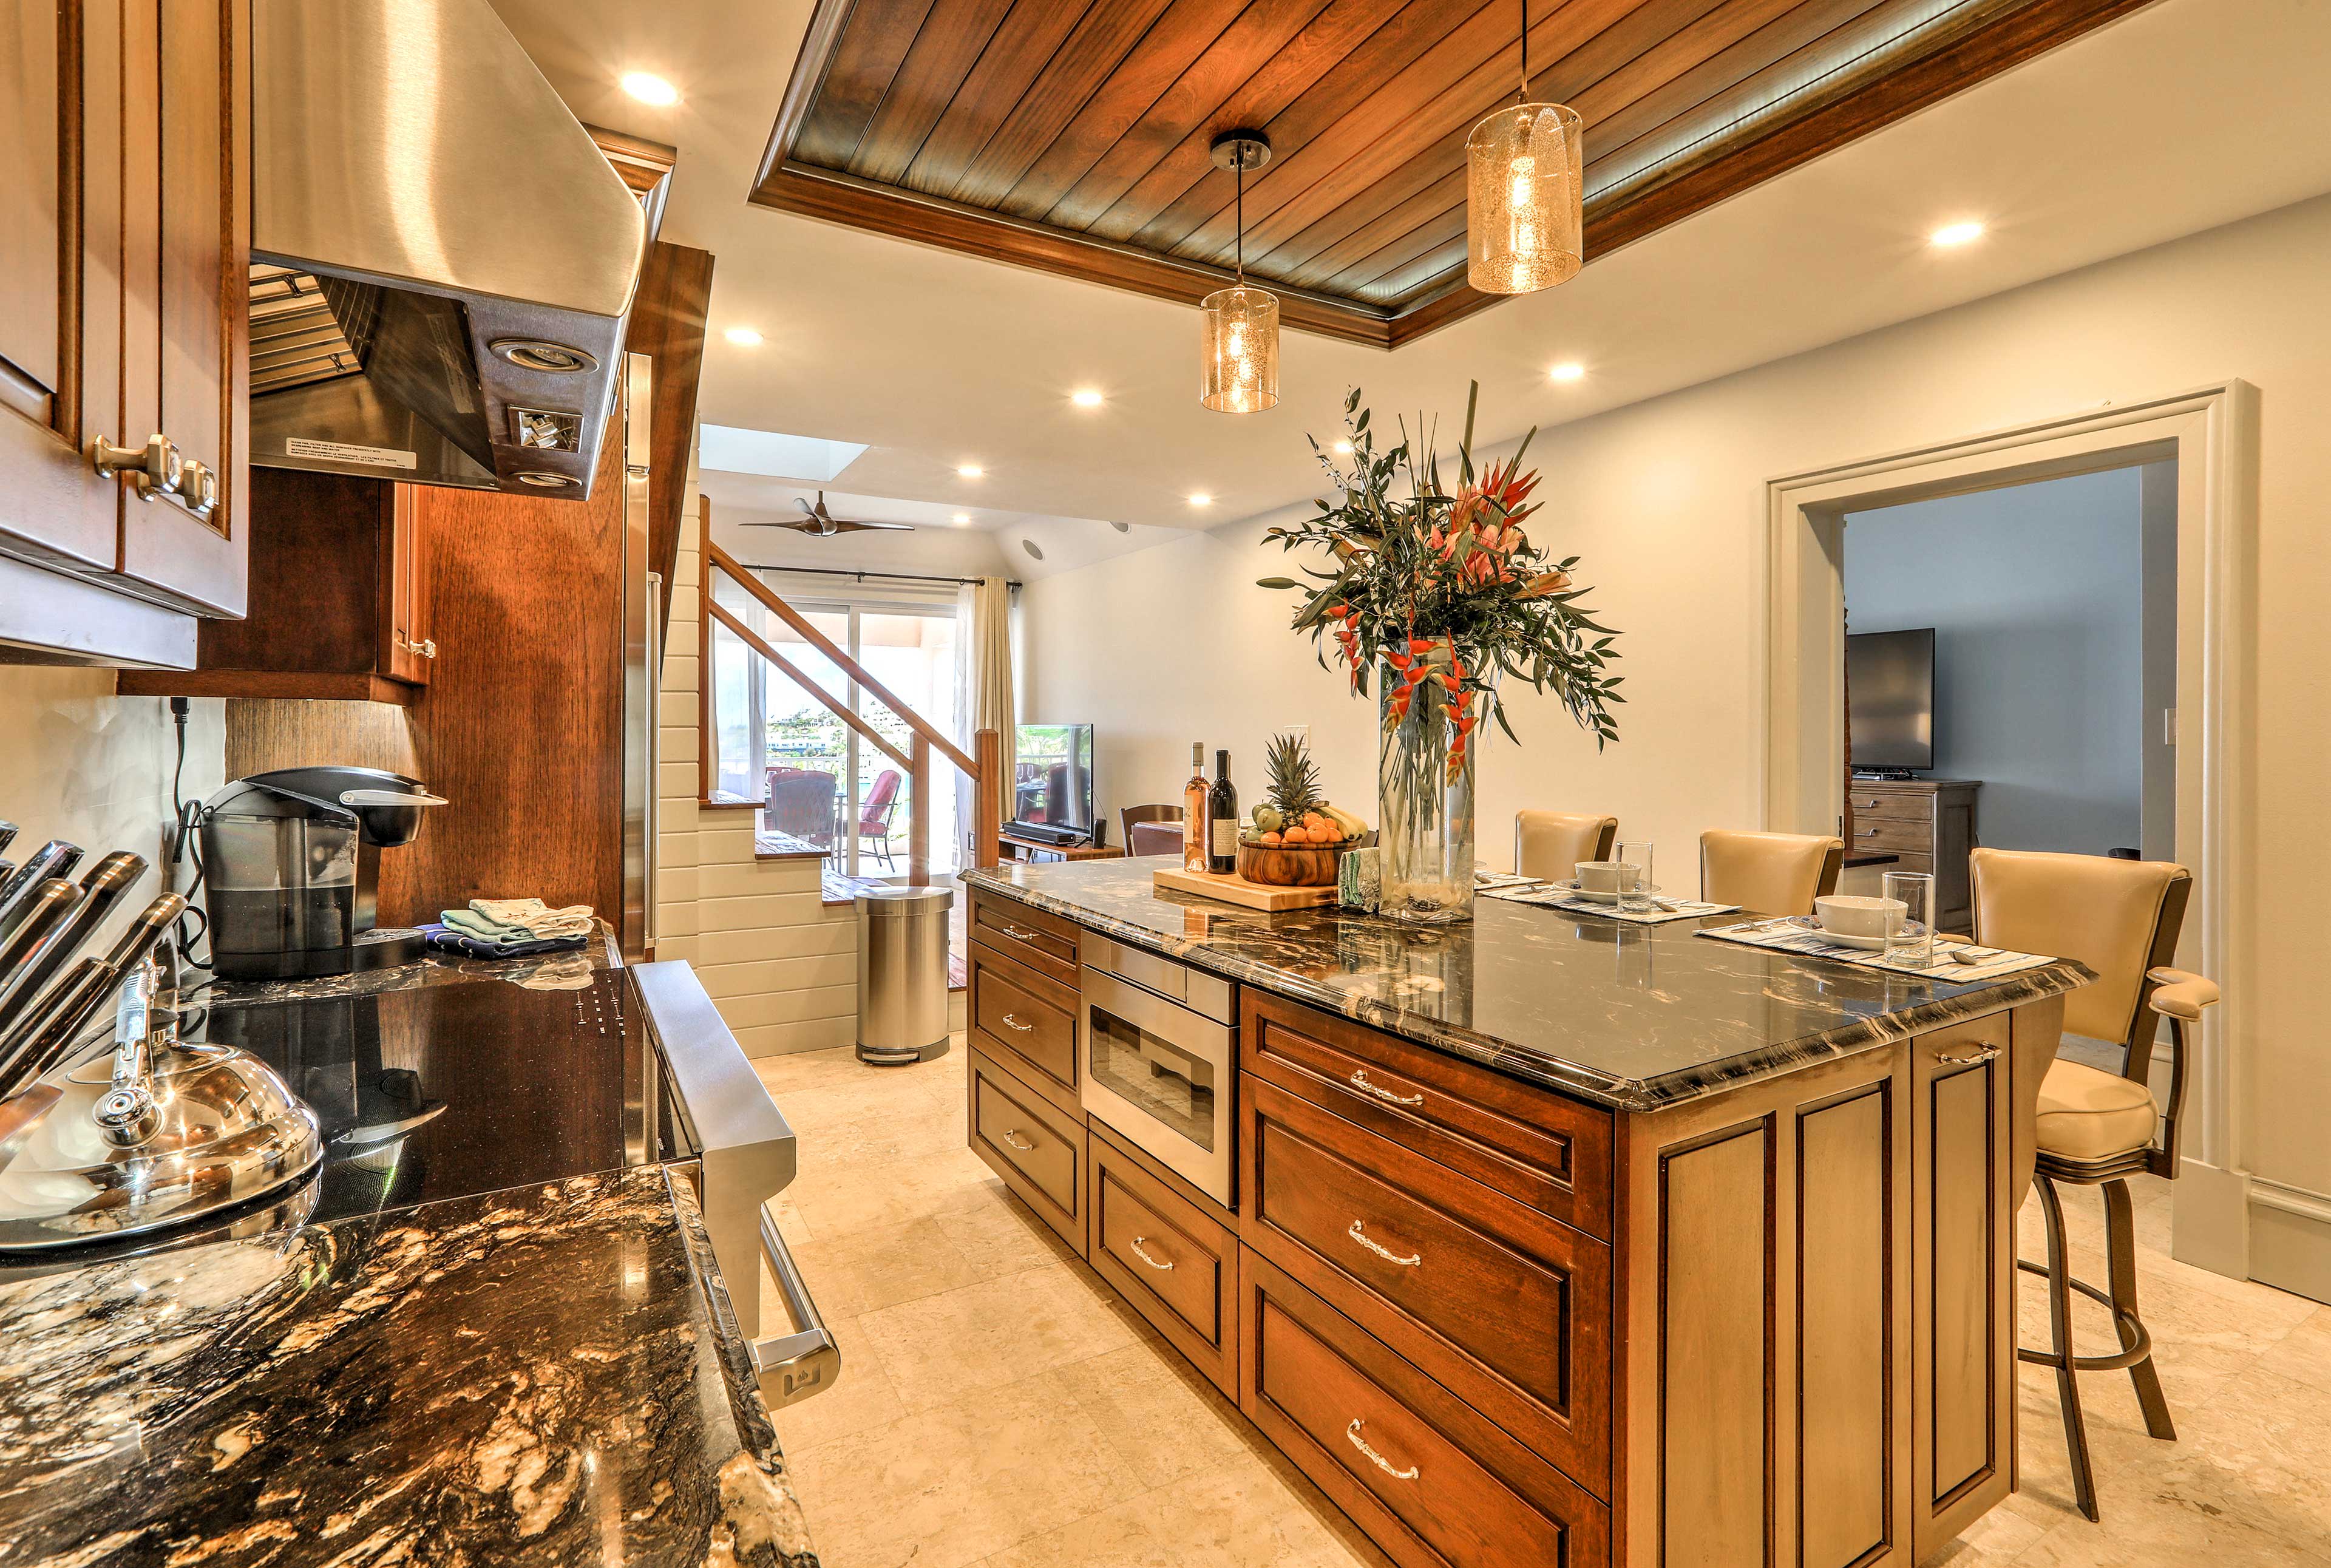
[1844,467,2147,856]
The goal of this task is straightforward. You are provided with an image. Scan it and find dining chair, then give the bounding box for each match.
[1967,847,2219,1524]
[1121,804,1184,858]
[857,770,904,869]
[1698,829,1844,915]
[1514,811,1618,880]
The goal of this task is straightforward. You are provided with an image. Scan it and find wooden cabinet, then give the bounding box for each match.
[967,1045,1085,1255]
[118,469,433,702]
[1848,778,1980,932]
[0,0,249,642]
[1088,1123,1239,1399]
[965,932,1081,1115]
[968,889,1080,987]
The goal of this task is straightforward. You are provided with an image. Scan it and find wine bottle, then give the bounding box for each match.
[1182,743,1210,873]
[1208,749,1239,874]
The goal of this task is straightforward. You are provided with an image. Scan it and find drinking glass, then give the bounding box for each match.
[1883,871,1936,967]
[1613,840,1654,913]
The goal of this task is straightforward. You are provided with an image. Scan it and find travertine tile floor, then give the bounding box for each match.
[752,1041,2331,1568]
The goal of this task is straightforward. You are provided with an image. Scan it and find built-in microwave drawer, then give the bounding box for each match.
[968,940,1078,1112]
[1088,1124,1237,1397]
[969,891,1079,986]
[1243,1074,1611,1496]
[968,1046,1085,1255]
[1240,1249,1610,1568]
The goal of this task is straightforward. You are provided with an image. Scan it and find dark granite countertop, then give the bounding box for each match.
[0,1166,818,1567]
[963,860,2089,1112]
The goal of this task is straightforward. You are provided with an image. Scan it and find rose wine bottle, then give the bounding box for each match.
[1182,743,1209,872]
[1208,749,1239,874]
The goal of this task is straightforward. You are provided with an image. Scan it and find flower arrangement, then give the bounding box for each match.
[1257,382,1624,774]
[1255,382,1622,922]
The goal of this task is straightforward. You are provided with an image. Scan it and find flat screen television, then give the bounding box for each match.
[1010,724,1095,840]
[1847,628,1936,773]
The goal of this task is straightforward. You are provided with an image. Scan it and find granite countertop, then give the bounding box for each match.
[0,1167,819,1567]
[963,860,2090,1111]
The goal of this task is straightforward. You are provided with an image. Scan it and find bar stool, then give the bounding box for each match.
[1967,848,2221,1522]
[1698,829,1844,915]
[1515,811,1617,880]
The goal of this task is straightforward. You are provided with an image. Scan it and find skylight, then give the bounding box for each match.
[699,424,869,483]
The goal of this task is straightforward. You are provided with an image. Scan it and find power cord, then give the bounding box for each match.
[168,697,214,969]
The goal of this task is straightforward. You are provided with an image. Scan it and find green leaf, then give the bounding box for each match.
[1255,576,1300,589]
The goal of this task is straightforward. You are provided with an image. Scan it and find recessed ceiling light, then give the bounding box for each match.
[1188,493,1212,507]
[1930,220,1986,248]
[620,72,679,107]
[1070,389,1104,409]
[1332,440,1354,455]
[724,327,763,347]
[957,464,983,478]
[1110,520,1130,533]
[951,513,971,526]
[1548,362,1585,382]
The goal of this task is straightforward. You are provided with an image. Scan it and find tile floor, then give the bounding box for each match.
[752,1040,2331,1568]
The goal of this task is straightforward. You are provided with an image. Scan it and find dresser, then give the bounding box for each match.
[1845,778,1980,933]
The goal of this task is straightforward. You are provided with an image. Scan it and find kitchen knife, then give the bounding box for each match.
[0,853,144,1023]
[0,893,185,1101]
[0,820,18,856]
[0,842,84,939]
[0,880,84,996]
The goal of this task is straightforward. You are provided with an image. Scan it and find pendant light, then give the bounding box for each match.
[1465,0,1583,295]
[1200,131,1278,415]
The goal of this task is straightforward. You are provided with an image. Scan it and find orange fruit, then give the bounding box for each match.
[1260,830,1283,846]
[1317,822,1345,843]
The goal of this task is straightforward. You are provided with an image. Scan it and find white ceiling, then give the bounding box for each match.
[494,0,2331,575]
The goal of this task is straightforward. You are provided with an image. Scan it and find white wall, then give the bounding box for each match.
[1842,468,2145,856]
[0,673,223,939]
[1020,191,2331,1296]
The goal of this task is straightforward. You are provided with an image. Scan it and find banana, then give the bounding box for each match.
[1320,803,1368,838]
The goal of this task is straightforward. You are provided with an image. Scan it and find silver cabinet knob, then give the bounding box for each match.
[92,433,183,502]
[177,459,218,519]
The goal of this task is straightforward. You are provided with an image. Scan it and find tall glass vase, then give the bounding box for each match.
[1377,679,1478,923]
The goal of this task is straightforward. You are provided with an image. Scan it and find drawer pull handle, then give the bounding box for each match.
[1128,1237,1175,1272]
[997,923,1039,942]
[1346,1220,1420,1268]
[1935,1045,2001,1066]
[1000,1129,1037,1152]
[999,1013,1034,1033]
[1345,1419,1419,1481]
[1349,1070,1423,1107]
[1860,827,1882,838]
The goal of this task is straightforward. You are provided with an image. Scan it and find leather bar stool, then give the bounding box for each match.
[1698,829,1845,915]
[1967,848,2221,1522]
[1515,811,1618,880]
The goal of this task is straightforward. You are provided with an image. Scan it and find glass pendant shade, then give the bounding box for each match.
[1199,283,1279,414]
[1465,101,1583,295]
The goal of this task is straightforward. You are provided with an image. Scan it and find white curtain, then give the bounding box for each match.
[956,577,1015,861]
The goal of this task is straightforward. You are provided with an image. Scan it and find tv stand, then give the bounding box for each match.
[997,828,1122,864]
[1845,777,1980,932]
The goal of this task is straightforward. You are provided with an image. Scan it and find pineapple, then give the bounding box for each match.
[1265,731,1324,820]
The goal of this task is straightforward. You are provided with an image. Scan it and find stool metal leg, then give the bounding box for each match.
[2103,1178,2176,1441]
[2035,1174,2100,1521]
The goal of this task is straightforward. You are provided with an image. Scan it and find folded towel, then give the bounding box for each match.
[441,908,531,943]
[420,922,590,960]
[469,898,596,940]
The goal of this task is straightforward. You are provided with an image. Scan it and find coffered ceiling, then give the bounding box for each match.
[753,0,2152,345]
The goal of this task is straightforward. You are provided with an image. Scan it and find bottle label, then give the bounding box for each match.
[1212,818,1238,856]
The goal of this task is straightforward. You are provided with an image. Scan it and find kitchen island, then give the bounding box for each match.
[959,858,2090,1568]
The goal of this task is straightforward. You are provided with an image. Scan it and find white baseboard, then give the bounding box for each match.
[2171,1157,2251,1278]
[2250,1179,2331,1306]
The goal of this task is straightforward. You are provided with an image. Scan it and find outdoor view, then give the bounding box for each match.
[711,582,962,878]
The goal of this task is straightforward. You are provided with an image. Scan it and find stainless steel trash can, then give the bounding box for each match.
[854,884,954,1066]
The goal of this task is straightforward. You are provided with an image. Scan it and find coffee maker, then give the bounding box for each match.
[200,766,446,980]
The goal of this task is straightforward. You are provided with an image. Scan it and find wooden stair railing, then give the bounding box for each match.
[701,540,1000,882]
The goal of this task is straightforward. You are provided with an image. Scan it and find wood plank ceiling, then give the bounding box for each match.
[754,0,2155,347]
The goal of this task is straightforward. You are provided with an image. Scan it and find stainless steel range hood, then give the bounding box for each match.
[249,0,646,498]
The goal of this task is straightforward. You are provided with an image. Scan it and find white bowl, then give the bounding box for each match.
[1575,860,1630,895]
[1814,895,1907,940]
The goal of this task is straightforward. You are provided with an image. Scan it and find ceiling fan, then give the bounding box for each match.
[741,490,915,537]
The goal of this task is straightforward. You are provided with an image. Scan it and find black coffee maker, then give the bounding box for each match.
[200,766,447,979]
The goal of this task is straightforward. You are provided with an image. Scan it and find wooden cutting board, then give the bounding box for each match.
[1151,865,1339,911]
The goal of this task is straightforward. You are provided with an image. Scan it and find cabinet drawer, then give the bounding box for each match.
[1244,1075,1610,1494]
[1852,815,1933,855]
[969,891,1079,986]
[1088,1124,1238,1397]
[1847,790,1934,823]
[968,1047,1085,1255]
[1240,1249,1609,1568]
[1243,990,1612,1241]
[968,940,1078,1112]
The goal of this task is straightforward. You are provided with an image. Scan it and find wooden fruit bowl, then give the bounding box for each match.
[1236,833,1371,888]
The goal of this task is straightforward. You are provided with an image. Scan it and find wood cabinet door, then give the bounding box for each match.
[379,485,434,684]
[114,0,249,616]
[1910,1015,2015,1560]
[0,0,126,571]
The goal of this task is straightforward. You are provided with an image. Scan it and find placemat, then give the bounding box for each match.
[1482,884,1743,925]
[1695,918,2055,980]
